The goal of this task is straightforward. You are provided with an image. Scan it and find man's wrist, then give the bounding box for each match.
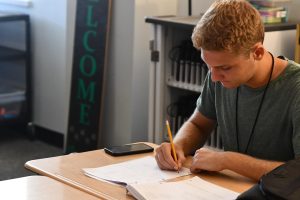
[220,151,231,170]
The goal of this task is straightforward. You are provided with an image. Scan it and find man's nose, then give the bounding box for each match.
[210,67,223,82]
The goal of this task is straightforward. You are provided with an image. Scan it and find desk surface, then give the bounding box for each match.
[25,143,255,200]
[0,176,99,200]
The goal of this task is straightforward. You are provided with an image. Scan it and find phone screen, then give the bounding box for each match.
[104,143,154,156]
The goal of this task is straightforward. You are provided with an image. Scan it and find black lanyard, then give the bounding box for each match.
[235,52,274,153]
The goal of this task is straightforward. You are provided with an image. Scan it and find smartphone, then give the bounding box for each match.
[104,143,154,156]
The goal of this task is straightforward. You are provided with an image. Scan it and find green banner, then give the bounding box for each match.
[66,0,111,153]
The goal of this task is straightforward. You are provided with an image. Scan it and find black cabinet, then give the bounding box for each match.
[0,12,31,128]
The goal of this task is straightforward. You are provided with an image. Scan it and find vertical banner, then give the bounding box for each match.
[65,0,111,153]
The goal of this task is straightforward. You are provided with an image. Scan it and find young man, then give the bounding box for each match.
[155,0,300,181]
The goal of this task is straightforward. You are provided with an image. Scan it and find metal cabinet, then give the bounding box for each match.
[0,12,31,129]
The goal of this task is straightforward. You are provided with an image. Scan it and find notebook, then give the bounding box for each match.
[82,156,191,185]
[126,176,240,200]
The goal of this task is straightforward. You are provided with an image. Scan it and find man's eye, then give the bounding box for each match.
[222,67,231,71]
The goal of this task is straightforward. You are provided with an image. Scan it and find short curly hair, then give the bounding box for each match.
[191,0,264,55]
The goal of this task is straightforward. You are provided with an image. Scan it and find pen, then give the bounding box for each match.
[166,120,179,173]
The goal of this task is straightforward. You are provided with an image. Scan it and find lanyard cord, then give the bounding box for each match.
[235,52,274,153]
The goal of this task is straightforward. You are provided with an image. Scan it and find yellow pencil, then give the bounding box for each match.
[166,120,179,172]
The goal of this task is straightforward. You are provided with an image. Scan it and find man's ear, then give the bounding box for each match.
[252,43,265,61]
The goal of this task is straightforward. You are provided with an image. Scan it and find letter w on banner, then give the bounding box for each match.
[65,0,111,153]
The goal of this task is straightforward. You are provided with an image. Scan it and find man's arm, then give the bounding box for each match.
[155,109,215,170]
[174,109,216,155]
[191,148,284,181]
[155,109,216,170]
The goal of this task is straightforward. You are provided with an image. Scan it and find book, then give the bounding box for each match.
[249,0,291,7]
[261,15,284,23]
[83,156,240,199]
[126,176,240,200]
[249,0,290,23]
[83,156,191,185]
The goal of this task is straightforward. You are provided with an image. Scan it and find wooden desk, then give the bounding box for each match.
[0,176,99,200]
[25,143,255,200]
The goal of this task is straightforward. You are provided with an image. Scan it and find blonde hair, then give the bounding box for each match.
[191,0,264,55]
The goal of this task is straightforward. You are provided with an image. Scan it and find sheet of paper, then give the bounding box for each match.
[127,176,240,200]
[83,156,191,185]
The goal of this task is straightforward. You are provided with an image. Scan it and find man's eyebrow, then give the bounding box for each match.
[215,65,227,68]
[210,64,229,68]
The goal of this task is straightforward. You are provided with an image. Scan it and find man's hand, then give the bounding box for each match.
[155,142,186,171]
[190,147,225,173]
[190,148,284,181]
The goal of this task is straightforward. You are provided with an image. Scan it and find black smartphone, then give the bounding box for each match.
[104,143,154,156]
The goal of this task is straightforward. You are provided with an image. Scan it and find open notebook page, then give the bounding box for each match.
[126,176,240,200]
[83,156,191,185]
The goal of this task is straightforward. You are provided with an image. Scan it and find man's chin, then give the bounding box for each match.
[220,81,238,89]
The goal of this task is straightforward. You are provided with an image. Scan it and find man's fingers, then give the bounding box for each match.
[190,152,203,173]
[177,152,186,169]
[155,143,181,170]
[155,153,167,170]
[155,147,174,170]
[160,144,179,170]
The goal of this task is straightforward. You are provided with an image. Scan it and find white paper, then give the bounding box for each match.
[83,156,191,185]
[127,176,240,200]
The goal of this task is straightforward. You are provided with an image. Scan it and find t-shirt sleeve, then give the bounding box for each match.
[196,71,217,120]
[292,91,300,157]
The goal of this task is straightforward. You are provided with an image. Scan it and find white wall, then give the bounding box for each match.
[0,0,69,134]
[101,0,177,146]
[289,0,300,21]
[130,0,177,143]
[177,0,214,16]
[101,0,135,146]
[65,0,76,134]
[31,0,69,134]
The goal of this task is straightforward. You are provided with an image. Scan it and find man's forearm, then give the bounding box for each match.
[223,151,284,181]
[174,121,209,156]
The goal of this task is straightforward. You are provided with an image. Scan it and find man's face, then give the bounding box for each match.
[201,49,257,88]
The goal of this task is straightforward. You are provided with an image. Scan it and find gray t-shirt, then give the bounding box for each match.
[197,59,300,161]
